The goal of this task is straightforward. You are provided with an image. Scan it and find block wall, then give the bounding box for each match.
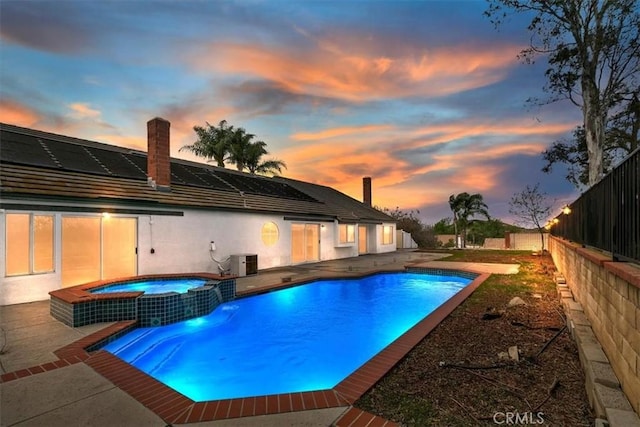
[550,236,640,413]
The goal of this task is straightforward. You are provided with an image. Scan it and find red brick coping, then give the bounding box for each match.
[3,269,489,424]
[335,407,400,426]
[48,272,232,304]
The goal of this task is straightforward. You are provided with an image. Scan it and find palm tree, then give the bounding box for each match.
[245,141,287,175]
[449,193,490,248]
[228,128,287,175]
[227,127,255,171]
[179,120,233,167]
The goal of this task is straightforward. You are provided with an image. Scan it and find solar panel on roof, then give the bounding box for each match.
[170,163,234,191]
[0,132,59,168]
[44,139,108,175]
[212,170,317,201]
[84,147,147,180]
[124,153,149,172]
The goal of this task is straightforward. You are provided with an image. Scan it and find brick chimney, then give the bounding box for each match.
[147,117,171,189]
[363,176,372,206]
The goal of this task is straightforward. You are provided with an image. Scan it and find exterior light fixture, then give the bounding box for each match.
[102,212,111,219]
[553,218,560,224]
[562,205,572,215]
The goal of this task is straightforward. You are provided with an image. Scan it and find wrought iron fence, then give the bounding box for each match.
[551,148,639,263]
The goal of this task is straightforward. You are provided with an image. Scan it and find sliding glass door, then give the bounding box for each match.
[291,223,320,264]
[61,216,137,287]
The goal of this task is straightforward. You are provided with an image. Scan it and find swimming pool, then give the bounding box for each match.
[90,278,208,294]
[103,272,472,401]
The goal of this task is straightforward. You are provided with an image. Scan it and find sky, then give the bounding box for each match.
[0,0,581,226]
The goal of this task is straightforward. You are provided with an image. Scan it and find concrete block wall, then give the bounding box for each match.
[550,236,640,415]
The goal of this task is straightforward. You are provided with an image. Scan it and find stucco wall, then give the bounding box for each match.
[1,207,396,305]
[549,236,640,413]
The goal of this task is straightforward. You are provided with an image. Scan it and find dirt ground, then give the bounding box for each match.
[356,251,594,426]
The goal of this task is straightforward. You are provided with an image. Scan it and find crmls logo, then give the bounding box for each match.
[493,411,545,425]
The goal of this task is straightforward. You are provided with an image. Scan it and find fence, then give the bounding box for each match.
[551,148,639,263]
[483,232,549,251]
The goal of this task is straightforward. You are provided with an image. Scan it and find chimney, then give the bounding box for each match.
[363,176,372,206]
[147,117,171,189]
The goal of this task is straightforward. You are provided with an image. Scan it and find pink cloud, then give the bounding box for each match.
[280,117,574,212]
[185,40,522,101]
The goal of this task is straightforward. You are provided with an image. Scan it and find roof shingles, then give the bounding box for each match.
[0,123,395,223]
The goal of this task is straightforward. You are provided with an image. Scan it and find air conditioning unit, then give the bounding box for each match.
[230,254,258,277]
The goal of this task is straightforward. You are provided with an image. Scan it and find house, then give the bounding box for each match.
[0,118,397,305]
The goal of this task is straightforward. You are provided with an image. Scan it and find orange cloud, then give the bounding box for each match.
[291,124,394,141]
[0,99,40,126]
[186,40,522,102]
[68,102,102,119]
[280,116,574,211]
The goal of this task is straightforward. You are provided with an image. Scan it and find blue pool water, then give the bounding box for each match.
[103,272,472,401]
[91,278,207,294]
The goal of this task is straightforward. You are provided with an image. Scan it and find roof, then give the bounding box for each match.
[0,123,394,223]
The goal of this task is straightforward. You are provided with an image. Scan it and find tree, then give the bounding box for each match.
[379,207,438,248]
[448,193,490,248]
[486,0,640,186]
[179,120,233,167]
[508,183,553,251]
[433,217,455,235]
[466,218,512,246]
[182,120,287,175]
[244,140,287,175]
[543,93,640,187]
[228,127,287,175]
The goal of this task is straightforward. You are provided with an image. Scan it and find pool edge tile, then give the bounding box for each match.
[50,269,490,424]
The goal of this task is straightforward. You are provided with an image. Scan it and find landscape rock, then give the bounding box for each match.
[508,345,520,362]
[508,296,527,307]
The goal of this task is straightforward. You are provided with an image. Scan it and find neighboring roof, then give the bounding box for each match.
[0,123,395,223]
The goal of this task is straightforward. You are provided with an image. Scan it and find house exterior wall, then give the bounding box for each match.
[0,210,62,305]
[374,223,397,254]
[1,206,396,305]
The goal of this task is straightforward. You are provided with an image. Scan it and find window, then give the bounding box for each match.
[339,224,356,244]
[5,213,54,276]
[382,225,394,245]
[261,222,279,246]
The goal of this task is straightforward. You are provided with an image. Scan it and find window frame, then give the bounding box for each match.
[261,221,280,246]
[382,225,394,245]
[338,223,356,244]
[5,213,55,277]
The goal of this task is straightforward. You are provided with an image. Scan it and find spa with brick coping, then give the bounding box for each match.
[2,268,488,424]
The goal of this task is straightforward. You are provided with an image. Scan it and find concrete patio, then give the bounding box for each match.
[0,251,518,427]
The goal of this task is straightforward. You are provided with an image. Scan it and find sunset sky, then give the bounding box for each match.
[0,0,580,225]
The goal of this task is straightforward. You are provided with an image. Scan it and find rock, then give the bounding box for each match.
[532,293,543,299]
[482,312,502,320]
[498,351,510,361]
[508,297,527,307]
[509,345,520,362]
